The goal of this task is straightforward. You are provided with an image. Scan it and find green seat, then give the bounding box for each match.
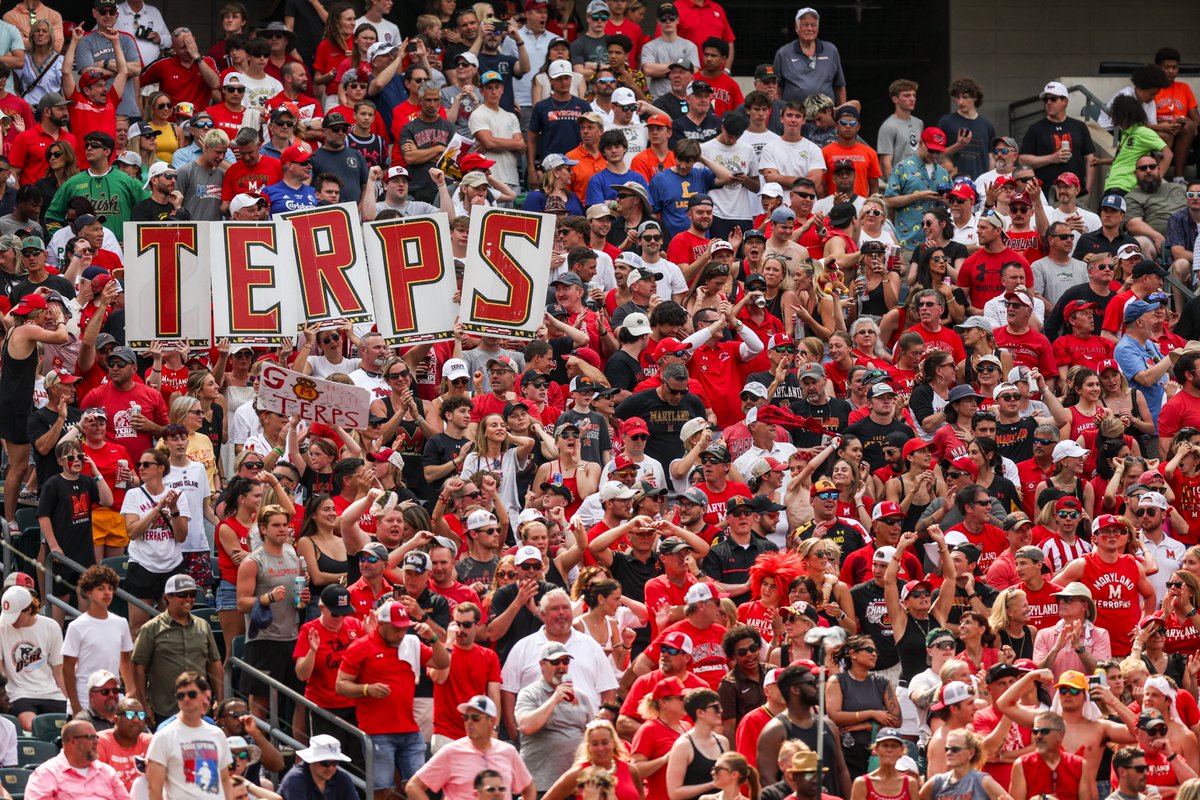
[12,509,37,537]
[0,767,31,799]
[9,509,41,582]
[30,713,68,743]
[192,607,224,661]
[15,740,55,768]
[100,556,129,580]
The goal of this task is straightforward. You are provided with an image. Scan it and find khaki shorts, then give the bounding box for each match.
[92,506,129,547]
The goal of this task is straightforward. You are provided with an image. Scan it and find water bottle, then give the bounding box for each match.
[129,402,141,419]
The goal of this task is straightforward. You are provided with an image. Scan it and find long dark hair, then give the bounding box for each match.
[914,245,949,292]
[298,493,334,539]
[1061,367,1098,408]
[217,476,259,517]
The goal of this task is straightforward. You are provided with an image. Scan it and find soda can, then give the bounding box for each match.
[293,575,306,609]
[115,459,129,489]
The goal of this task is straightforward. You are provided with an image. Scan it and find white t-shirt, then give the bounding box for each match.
[0,616,65,702]
[700,137,759,220]
[146,718,232,800]
[163,461,211,553]
[229,402,262,447]
[305,355,361,380]
[740,129,780,161]
[757,137,825,184]
[61,612,134,711]
[356,15,401,46]
[641,256,689,300]
[460,448,528,517]
[0,716,14,767]
[469,105,523,186]
[1047,205,1101,248]
[121,486,191,572]
[601,454,666,487]
[349,368,389,401]
[239,73,283,111]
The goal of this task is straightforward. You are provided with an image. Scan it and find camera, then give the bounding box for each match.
[935,182,951,195]
[135,25,153,39]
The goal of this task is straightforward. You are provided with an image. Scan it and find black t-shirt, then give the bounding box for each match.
[26,406,81,486]
[670,113,720,146]
[36,473,99,571]
[8,274,75,303]
[422,432,467,502]
[662,93,689,119]
[609,550,664,656]
[749,370,804,408]
[1020,117,1096,193]
[1073,229,1139,260]
[1045,284,1113,341]
[933,581,1001,625]
[130,199,191,222]
[843,416,914,472]
[615,388,706,466]
[310,146,371,204]
[488,578,554,663]
[789,397,851,447]
[604,350,644,393]
[610,301,649,330]
[1176,295,1200,340]
[849,579,900,669]
[995,416,1038,462]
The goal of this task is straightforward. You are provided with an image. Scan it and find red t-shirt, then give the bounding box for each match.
[946,521,1008,575]
[347,575,393,619]
[431,643,501,738]
[1052,334,1113,374]
[956,247,1032,310]
[1005,230,1045,265]
[642,618,727,689]
[338,629,432,734]
[1167,469,1200,546]
[141,56,218,111]
[1101,289,1136,336]
[643,573,699,639]
[1015,458,1052,516]
[692,341,754,428]
[1019,750,1084,800]
[97,729,152,790]
[67,88,119,165]
[994,326,1057,374]
[1163,612,1200,654]
[84,439,130,510]
[314,39,351,100]
[698,479,752,524]
[8,126,77,186]
[293,615,364,709]
[1159,390,1200,444]
[905,322,967,363]
[619,668,708,723]
[969,703,1030,788]
[631,717,692,800]
[666,231,710,275]
[265,90,324,122]
[333,493,376,535]
[430,580,482,611]
[695,71,743,118]
[79,381,170,463]
[222,156,283,201]
[206,102,252,141]
[469,391,509,423]
[674,0,735,51]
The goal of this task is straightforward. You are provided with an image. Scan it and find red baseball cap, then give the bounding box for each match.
[994,174,1016,188]
[1097,359,1120,374]
[871,501,903,522]
[653,676,688,698]
[459,152,496,171]
[622,417,649,437]
[656,338,692,358]
[281,144,312,165]
[612,454,636,472]
[573,347,601,369]
[947,456,979,480]
[1053,172,1081,187]
[768,333,795,350]
[902,439,931,459]
[1055,496,1082,512]
[949,183,976,202]
[921,127,947,152]
[1063,300,1096,317]
[13,293,47,315]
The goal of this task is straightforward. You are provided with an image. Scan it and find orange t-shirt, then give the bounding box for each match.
[566,144,606,204]
[1156,82,1198,120]
[630,148,676,184]
[821,140,883,197]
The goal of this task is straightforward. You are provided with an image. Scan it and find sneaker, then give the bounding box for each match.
[16,488,37,507]
[1173,176,1189,185]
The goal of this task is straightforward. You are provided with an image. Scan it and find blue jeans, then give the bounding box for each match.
[371,731,424,788]
[216,579,238,611]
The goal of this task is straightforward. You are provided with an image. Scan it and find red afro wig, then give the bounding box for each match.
[748,550,805,600]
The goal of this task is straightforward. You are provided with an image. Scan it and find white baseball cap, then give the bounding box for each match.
[515,545,544,565]
[443,358,469,381]
[599,480,637,502]
[229,193,266,214]
[1040,81,1069,99]
[0,586,31,626]
[143,161,173,189]
[612,87,637,105]
[1051,440,1089,462]
[548,59,573,79]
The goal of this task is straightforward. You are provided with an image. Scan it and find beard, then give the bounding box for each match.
[1138,175,1162,194]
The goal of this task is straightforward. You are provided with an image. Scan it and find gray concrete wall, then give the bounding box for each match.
[949,0,1199,137]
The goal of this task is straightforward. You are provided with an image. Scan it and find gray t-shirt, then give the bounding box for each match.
[877,113,923,165]
[461,347,525,394]
[0,214,43,238]
[74,30,142,117]
[569,33,609,68]
[1031,255,1089,307]
[514,679,592,790]
[377,199,440,217]
[640,37,698,100]
[309,146,370,204]
[176,159,225,221]
[441,84,480,138]
[247,545,303,642]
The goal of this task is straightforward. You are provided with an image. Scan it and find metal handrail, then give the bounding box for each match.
[42,549,159,619]
[224,657,373,795]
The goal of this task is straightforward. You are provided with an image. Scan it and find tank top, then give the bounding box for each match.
[860,278,888,317]
[247,544,303,642]
[308,538,349,590]
[894,474,931,533]
[834,672,888,748]
[199,403,225,451]
[217,516,251,584]
[150,121,180,162]
[0,332,37,435]
[381,396,427,495]
[682,731,719,794]
[1068,405,1100,440]
[898,615,936,682]
[775,713,841,796]
[866,774,912,800]
[1080,551,1142,656]
[929,770,990,800]
[548,460,583,519]
[764,289,785,321]
[1018,750,1084,800]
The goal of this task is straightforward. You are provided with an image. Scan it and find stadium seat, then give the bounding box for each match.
[0,714,23,737]
[11,509,36,537]
[30,713,68,743]
[100,555,129,579]
[15,740,55,768]
[191,607,224,660]
[0,767,31,799]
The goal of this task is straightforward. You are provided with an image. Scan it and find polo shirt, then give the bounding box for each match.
[130,612,220,717]
[347,576,392,619]
[772,38,845,103]
[23,752,129,800]
[7,125,76,186]
[338,629,431,735]
[701,535,777,606]
[1114,333,1167,417]
[411,737,533,800]
[673,0,735,52]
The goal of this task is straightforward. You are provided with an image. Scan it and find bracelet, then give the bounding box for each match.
[273,446,284,455]
[430,634,439,643]
[362,684,369,697]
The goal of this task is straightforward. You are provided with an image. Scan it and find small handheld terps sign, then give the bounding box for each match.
[257,364,371,429]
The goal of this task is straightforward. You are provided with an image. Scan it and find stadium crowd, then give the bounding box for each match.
[0,1,1198,800]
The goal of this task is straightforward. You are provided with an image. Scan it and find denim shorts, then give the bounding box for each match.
[371,731,425,788]
[216,579,238,611]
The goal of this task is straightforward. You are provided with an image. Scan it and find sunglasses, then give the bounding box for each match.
[1057,686,1083,696]
[63,454,85,463]
[944,746,969,754]
[495,570,516,579]
[907,590,931,598]
[224,86,246,93]
[998,394,1020,402]
[1166,580,1186,589]
[1127,765,1150,773]
[1009,205,1030,213]
[558,430,581,440]
[234,750,251,760]
[386,372,409,380]
[665,386,689,396]
[122,710,147,720]
[528,380,549,389]
[932,640,956,650]
[793,191,816,200]
[863,208,884,217]
[1057,510,1080,519]
[92,687,120,695]
[1135,508,1161,516]
[192,121,214,129]
[176,690,201,700]
[317,761,341,768]
[641,234,662,241]
[662,645,686,656]
[1136,164,1158,172]
[1034,727,1062,737]
[137,461,161,469]
[856,647,877,654]
[1051,233,1074,240]
[816,491,839,501]
[241,462,264,470]
[590,12,610,19]
[358,554,381,563]
[462,713,488,722]
[993,147,1012,155]
[47,150,63,158]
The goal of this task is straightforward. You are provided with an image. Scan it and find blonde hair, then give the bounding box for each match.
[988,587,1027,633]
[577,720,631,764]
[202,129,231,150]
